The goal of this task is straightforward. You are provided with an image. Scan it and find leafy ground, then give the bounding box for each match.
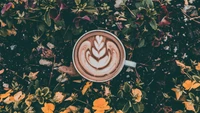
[0,0,200,113]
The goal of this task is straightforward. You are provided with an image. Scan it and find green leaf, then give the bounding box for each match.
[42,87,50,96]
[133,103,140,112]
[189,93,196,102]
[72,27,83,35]
[192,75,200,82]
[138,103,145,112]
[35,88,41,96]
[142,0,154,8]
[146,0,154,8]
[138,39,145,48]
[0,29,7,37]
[123,82,131,93]
[84,8,97,14]
[34,80,39,89]
[87,0,95,6]
[44,10,51,27]
[6,19,12,28]
[149,19,157,30]
[135,2,144,8]
[38,23,46,33]
[117,90,124,98]
[75,0,81,5]
[122,101,131,113]
[38,97,44,104]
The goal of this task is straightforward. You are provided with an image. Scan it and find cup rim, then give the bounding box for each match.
[72,30,126,82]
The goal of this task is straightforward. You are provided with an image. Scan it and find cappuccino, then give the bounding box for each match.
[73,30,125,82]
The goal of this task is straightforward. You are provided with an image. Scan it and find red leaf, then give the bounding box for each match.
[159,16,170,27]
[82,16,91,21]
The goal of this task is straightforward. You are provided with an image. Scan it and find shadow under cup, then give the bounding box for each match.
[72,30,126,82]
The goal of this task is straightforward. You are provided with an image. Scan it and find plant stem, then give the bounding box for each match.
[49,55,56,86]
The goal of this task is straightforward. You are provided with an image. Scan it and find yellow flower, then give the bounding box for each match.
[171,88,183,100]
[41,103,55,113]
[25,94,34,107]
[0,90,13,102]
[60,106,78,113]
[182,80,200,90]
[82,82,93,95]
[53,92,65,103]
[195,63,200,71]
[92,98,110,113]
[183,101,195,112]
[132,88,142,102]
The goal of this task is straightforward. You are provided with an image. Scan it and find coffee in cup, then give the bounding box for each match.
[73,30,136,82]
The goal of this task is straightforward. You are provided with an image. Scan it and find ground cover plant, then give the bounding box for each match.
[0,0,200,113]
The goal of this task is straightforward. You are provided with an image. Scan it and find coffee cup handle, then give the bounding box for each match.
[124,60,137,68]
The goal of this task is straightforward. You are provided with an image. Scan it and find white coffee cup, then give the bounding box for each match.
[72,30,136,82]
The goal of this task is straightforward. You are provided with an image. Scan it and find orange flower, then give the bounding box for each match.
[182,80,200,90]
[60,106,78,113]
[0,90,13,102]
[132,88,142,102]
[92,98,110,113]
[175,60,191,73]
[84,107,91,113]
[3,91,25,104]
[182,101,195,112]
[195,63,200,71]
[41,103,55,113]
[171,88,183,100]
[82,82,93,95]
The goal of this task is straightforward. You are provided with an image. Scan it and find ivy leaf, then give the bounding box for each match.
[44,10,51,27]
[133,103,140,112]
[42,87,50,96]
[123,82,131,93]
[138,103,145,112]
[138,39,145,48]
[149,19,157,30]
[122,101,131,113]
[38,97,44,104]
[192,75,200,82]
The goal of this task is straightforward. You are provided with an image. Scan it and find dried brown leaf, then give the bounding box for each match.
[58,62,79,77]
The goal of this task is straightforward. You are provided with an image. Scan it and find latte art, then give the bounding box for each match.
[73,30,125,82]
[78,35,120,76]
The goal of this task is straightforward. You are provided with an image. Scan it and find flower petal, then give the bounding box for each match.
[182,80,192,90]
